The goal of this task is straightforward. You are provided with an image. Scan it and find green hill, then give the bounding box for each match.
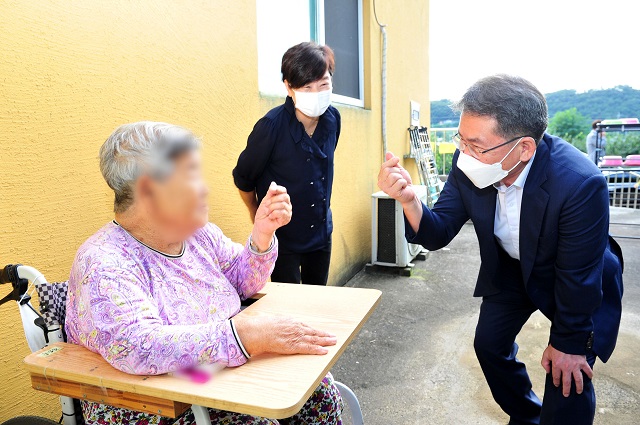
[431,99,459,127]
[431,85,640,127]
[546,86,640,120]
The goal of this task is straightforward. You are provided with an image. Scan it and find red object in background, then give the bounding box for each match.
[601,156,624,166]
[624,155,640,166]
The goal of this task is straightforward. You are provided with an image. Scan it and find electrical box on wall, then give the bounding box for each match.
[410,100,420,127]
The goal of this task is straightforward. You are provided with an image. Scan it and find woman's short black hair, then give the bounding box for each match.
[592,119,602,130]
[281,42,335,89]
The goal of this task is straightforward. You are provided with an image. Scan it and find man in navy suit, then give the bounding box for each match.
[378,75,623,424]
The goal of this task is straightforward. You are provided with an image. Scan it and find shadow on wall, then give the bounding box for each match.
[335,233,358,286]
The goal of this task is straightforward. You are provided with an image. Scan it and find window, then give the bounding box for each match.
[256,0,364,107]
[315,0,364,106]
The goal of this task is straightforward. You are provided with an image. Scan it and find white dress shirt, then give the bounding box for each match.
[494,151,536,260]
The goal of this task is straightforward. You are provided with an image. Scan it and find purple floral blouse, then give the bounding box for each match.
[65,221,277,375]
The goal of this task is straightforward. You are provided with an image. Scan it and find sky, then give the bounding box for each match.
[429,0,640,100]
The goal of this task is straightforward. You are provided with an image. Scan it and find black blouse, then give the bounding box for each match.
[233,96,341,254]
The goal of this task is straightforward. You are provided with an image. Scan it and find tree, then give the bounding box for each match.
[547,108,590,151]
[606,133,640,157]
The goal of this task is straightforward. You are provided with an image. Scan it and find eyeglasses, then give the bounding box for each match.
[452,133,529,156]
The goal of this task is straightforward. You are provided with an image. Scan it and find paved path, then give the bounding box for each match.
[334,208,640,425]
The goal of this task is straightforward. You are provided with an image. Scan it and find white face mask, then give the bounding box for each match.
[456,138,523,189]
[293,89,332,117]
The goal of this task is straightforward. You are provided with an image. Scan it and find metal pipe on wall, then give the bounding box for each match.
[374,0,387,160]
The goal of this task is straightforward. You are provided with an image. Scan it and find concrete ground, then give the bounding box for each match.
[333,208,640,425]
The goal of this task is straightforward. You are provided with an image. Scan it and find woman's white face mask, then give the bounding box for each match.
[293,89,332,118]
[456,138,523,189]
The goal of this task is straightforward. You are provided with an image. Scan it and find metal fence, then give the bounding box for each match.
[600,167,640,209]
[429,127,457,175]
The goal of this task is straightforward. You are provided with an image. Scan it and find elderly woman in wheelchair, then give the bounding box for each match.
[63,122,343,425]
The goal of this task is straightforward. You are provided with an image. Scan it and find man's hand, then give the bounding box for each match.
[378,152,424,232]
[251,182,291,251]
[541,344,594,397]
[378,152,416,204]
[232,314,337,357]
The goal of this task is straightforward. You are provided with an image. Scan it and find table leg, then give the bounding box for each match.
[60,396,77,425]
[191,405,213,425]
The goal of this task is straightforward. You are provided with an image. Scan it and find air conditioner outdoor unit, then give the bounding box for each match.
[371,185,427,268]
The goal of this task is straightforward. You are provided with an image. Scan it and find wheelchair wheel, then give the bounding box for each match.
[1,416,59,425]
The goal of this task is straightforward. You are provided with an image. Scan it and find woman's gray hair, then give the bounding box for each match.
[453,74,548,143]
[99,121,200,213]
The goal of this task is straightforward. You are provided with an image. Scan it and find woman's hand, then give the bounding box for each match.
[251,182,292,251]
[232,314,337,357]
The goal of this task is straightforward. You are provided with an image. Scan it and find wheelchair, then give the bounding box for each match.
[0,264,80,425]
[0,264,363,425]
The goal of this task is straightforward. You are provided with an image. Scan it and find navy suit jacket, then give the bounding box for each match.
[406,134,623,362]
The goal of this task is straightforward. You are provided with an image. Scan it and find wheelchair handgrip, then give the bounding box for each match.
[0,265,10,284]
[0,264,18,284]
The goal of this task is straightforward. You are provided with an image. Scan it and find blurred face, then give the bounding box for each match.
[141,150,209,237]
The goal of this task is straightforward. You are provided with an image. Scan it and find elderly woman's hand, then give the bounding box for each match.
[251,182,292,251]
[233,314,337,357]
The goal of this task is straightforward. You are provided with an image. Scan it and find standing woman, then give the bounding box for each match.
[233,42,340,285]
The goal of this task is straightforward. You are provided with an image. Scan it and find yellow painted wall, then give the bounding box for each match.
[0,0,428,420]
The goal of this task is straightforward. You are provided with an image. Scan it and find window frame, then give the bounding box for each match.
[313,0,365,108]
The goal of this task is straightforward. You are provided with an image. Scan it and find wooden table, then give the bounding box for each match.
[24,282,381,419]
